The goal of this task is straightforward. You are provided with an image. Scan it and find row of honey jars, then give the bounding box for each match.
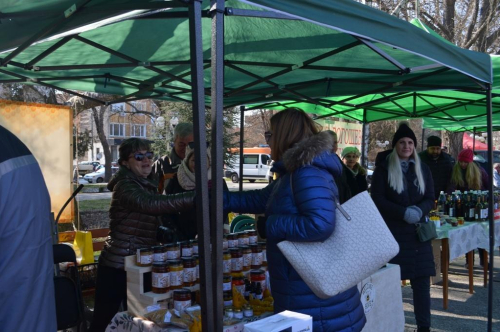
[150,256,199,294]
[138,240,199,266]
[225,230,258,249]
[224,244,265,274]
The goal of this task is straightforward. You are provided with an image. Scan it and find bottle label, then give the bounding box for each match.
[449,208,454,217]
[223,259,231,273]
[140,254,152,265]
[254,293,263,300]
[239,237,249,246]
[153,253,164,262]
[481,209,488,219]
[249,235,258,245]
[167,250,180,260]
[223,282,232,291]
[243,253,252,267]
[181,247,193,257]
[223,240,228,250]
[228,239,238,248]
[231,257,243,271]
[193,245,198,255]
[183,267,196,283]
[262,249,267,262]
[469,209,475,219]
[170,270,183,286]
[251,252,263,266]
[152,272,169,288]
[223,299,233,307]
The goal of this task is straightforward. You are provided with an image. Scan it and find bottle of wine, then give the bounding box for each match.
[447,194,455,217]
[465,193,473,221]
[437,191,446,214]
[475,194,483,221]
[481,191,489,221]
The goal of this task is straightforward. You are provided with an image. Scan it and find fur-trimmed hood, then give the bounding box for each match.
[280,131,342,177]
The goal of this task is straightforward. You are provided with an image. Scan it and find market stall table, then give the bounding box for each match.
[476,219,500,287]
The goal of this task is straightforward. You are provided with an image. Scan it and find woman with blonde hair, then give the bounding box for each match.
[224,108,366,331]
[371,123,435,332]
[447,149,489,192]
[341,146,368,196]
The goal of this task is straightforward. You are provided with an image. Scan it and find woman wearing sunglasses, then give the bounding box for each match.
[223,108,366,331]
[89,138,194,332]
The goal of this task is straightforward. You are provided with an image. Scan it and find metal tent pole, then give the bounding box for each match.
[361,110,367,168]
[421,128,425,152]
[485,87,494,332]
[239,106,245,192]
[188,1,214,330]
[210,0,225,329]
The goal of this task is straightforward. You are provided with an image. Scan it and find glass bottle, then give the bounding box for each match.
[475,194,483,221]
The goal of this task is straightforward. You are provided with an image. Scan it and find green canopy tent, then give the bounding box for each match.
[0,0,496,329]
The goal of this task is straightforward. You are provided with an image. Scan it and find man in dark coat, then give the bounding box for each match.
[418,136,455,200]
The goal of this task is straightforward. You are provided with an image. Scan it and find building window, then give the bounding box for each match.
[131,125,146,138]
[132,101,144,111]
[112,103,126,116]
[109,123,125,137]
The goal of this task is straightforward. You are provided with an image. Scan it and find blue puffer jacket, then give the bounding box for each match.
[224,132,366,332]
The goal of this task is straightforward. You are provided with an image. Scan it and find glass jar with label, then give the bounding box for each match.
[225,308,234,319]
[136,248,153,267]
[232,276,245,295]
[190,239,198,255]
[258,241,267,268]
[169,260,184,290]
[237,231,249,246]
[249,244,263,269]
[223,251,231,275]
[227,233,238,248]
[246,230,258,245]
[243,304,253,318]
[229,248,243,273]
[152,262,170,294]
[179,241,193,257]
[173,289,192,313]
[222,234,228,250]
[182,257,196,287]
[223,275,232,291]
[240,245,251,271]
[223,290,233,307]
[152,246,167,263]
[165,243,181,260]
[250,269,266,292]
[233,308,243,320]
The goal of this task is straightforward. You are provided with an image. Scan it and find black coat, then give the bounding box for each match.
[344,165,368,196]
[371,159,436,280]
[418,151,454,200]
[334,156,353,204]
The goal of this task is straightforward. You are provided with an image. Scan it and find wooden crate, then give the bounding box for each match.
[124,255,199,317]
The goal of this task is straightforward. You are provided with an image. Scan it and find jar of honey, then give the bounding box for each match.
[249,244,262,269]
[237,232,249,246]
[152,262,169,294]
[136,248,153,267]
[173,289,192,313]
[246,230,258,245]
[190,239,198,255]
[223,275,232,291]
[227,233,238,248]
[229,248,243,273]
[258,241,267,268]
[240,245,251,271]
[152,245,167,262]
[232,276,245,295]
[223,290,233,307]
[250,269,266,292]
[222,234,228,250]
[168,260,184,290]
[223,251,232,275]
[182,257,196,287]
[179,241,193,257]
[165,243,180,260]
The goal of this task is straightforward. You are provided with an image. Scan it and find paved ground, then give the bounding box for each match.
[403,250,500,332]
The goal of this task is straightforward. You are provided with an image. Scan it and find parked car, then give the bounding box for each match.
[76,161,101,175]
[84,166,118,183]
[224,153,272,183]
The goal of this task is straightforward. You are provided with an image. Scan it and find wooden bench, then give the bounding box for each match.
[58,228,109,252]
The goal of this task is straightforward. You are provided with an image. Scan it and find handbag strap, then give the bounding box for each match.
[290,172,352,221]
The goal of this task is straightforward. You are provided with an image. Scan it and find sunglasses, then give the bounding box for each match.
[188,141,210,149]
[131,151,154,161]
[264,131,272,144]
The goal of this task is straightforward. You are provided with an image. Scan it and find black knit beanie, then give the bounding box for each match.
[427,135,442,147]
[392,123,417,148]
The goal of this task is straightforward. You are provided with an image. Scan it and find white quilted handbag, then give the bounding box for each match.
[277,190,399,299]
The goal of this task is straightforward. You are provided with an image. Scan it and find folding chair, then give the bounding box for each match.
[53,244,87,332]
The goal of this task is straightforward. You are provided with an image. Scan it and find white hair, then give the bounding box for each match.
[387,149,426,194]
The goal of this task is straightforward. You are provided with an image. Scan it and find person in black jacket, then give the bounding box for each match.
[371,123,435,332]
[164,146,229,240]
[418,136,454,200]
[325,130,352,203]
[341,146,368,196]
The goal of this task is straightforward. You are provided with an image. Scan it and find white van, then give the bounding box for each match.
[224,153,272,183]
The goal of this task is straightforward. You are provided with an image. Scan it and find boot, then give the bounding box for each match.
[417,327,430,332]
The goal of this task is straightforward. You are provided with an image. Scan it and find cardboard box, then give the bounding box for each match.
[430,239,442,284]
[243,310,312,332]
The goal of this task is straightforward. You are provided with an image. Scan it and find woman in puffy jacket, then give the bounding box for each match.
[90,138,194,332]
[224,108,366,331]
[371,123,435,332]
